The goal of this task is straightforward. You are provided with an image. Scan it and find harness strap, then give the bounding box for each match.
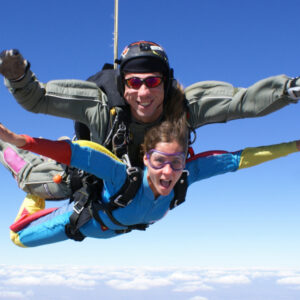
[65,176,102,241]
[91,200,148,233]
[112,122,128,157]
[108,166,143,210]
[104,107,131,158]
[169,170,189,210]
[88,201,109,230]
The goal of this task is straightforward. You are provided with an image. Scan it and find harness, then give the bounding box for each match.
[75,63,130,159]
[65,163,189,241]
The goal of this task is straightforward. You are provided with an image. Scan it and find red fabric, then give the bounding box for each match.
[186,150,229,162]
[21,135,72,165]
[10,207,58,232]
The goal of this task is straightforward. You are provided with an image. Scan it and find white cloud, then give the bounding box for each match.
[105,276,173,290]
[277,277,300,285]
[207,275,251,285]
[250,270,280,279]
[277,270,300,278]
[2,269,97,289]
[2,264,300,296]
[189,296,208,300]
[169,271,200,281]
[173,281,213,292]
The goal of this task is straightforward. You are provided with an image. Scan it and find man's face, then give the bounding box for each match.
[123,72,164,123]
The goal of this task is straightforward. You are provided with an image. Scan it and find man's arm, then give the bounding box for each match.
[0,49,110,144]
[185,76,299,128]
[4,68,106,122]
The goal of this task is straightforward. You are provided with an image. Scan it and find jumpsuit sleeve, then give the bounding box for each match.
[185,75,298,128]
[4,69,110,144]
[21,136,125,184]
[238,141,298,169]
[187,141,299,184]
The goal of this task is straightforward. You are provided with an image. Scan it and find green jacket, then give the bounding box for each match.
[5,70,296,149]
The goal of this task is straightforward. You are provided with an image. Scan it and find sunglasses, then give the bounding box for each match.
[146,149,186,171]
[124,76,163,89]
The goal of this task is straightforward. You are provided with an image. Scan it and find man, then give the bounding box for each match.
[0,41,299,201]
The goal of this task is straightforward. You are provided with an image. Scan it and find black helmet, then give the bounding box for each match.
[116,41,174,97]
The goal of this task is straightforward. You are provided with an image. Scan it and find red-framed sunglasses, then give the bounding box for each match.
[124,76,163,90]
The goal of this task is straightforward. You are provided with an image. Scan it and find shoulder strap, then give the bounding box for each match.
[87,65,126,108]
[169,170,189,210]
[108,166,143,210]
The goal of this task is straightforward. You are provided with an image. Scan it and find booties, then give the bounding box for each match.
[10,194,57,247]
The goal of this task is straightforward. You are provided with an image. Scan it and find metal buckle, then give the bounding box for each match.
[182,170,189,176]
[113,195,128,208]
[73,201,85,214]
[127,166,139,177]
[112,123,127,150]
[173,199,180,208]
[73,190,89,214]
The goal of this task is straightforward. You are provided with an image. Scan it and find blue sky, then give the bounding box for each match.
[1,0,300,299]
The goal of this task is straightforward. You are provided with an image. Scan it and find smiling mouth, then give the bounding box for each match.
[140,103,151,107]
[138,103,151,109]
[137,99,152,108]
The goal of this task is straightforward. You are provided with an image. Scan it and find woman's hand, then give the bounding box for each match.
[0,123,26,147]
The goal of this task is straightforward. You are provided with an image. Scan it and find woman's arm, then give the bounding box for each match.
[238,141,299,169]
[0,123,26,147]
[187,141,300,184]
[0,123,125,184]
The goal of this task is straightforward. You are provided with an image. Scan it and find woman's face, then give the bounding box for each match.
[143,140,185,197]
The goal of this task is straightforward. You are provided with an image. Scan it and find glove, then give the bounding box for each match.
[286,77,300,100]
[0,49,27,80]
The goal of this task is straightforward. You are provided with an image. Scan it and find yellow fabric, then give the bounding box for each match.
[73,140,123,163]
[10,231,26,248]
[10,194,45,248]
[239,141,298,169]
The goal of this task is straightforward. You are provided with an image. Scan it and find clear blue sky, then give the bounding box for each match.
[1,0,300,299]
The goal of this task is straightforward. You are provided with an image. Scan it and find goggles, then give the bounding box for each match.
[124,76,163,89]
[146,149,186,171]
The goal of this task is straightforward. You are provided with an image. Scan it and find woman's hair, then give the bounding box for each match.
[142,114,189,154]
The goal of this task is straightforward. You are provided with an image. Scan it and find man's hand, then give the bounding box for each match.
[0,123,26,147]
[287,77,300,100]
[0,49,27,80]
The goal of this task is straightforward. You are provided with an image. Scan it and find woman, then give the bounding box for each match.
[0,119,298,248]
